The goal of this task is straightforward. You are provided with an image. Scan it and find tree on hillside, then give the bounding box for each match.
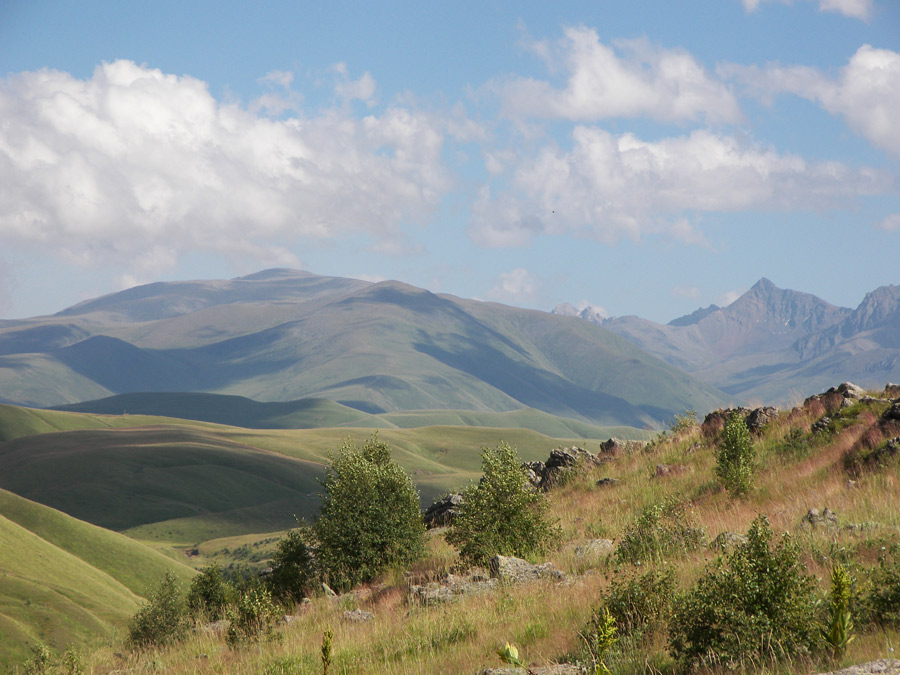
[716,411,754,495]
[447,441,559,566]
[313,433,425,590]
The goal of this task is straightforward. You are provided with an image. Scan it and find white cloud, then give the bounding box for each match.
[878,213,900,231]
[724,45,900,157]
[673,285,701,299]
[495,27,741,124]
[485,268,539,304]
[0,61,451,277]
[741,0,873,20]
[470,128,888,247]
[332,62,377,104]
[718,289,744,306]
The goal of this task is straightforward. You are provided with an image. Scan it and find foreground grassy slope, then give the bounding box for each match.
[0,489,196,671]
[52,385,900,674]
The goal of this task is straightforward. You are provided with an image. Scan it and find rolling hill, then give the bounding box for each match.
[0,488,195,670]
[0,269,726,427]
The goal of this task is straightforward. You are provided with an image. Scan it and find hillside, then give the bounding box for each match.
[0,269,726,427]
[566,278,900,403]
[12,382,898,674]
[0,488,195,670]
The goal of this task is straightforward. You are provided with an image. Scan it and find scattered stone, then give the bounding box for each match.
[702,406,777,436]
[525,446,604,490]
[653,463,686,478]
[423,492,464,528]
[801,507,838,529]
[573,539,614,558]
[885,383,900,397]
[812,416,832,434]
[882,401,900,422]
[597,438,624,457]
[813,659,900,675]
[862,437,900,469]
[481,665,582,675]
[838,382,866,399]
[342,608,374,623]
[489,555,565,584]
[595,477,619,488]
[408,572,498,605]
[745,406,778,434]
[709,531,748,551]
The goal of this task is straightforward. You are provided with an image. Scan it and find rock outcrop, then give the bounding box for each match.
[423,493,464,529]
[489,555,565,584]
[524,446,605,490]
[813,659,900,675]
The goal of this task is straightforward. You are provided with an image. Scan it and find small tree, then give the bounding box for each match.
[446,441,559,567]
[313,433,425,590]
[187,563,233,621]
[128,571,189,649]
[268,525,316,604]
[716,411,754,495]
[668,515,817,669]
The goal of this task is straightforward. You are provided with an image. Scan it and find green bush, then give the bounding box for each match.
[869,545,900,626]
[446,441,560,567]
[268,525,316,604]
[668,515,817,670]
[226,584,281,647]
[822,564,855,660]
[187,562,234,621]
[615,499,704,565]
[313,433,425,590]
[716,411,754,495]
[128,570,189,649]
[604,568,676,636]
[669,409,698,434]
[22,643,52,675]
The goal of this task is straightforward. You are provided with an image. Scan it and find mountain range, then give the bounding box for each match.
[0,269,724,428]
[555,277,900,403]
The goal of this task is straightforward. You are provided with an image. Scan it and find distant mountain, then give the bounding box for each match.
[566,278,899,402]
[0,269,725,427]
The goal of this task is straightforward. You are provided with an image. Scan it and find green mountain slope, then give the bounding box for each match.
[0,489,195,670]
[0,269,727,426]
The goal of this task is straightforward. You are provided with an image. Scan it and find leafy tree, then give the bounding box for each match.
[225,584,281,647]
[313,433,425,590]
[668,515,817,669]
[716,411,754,495]
[187,562,233,621]
[446,441,559,567]
[128,570,189,649]
[268,525,316,604]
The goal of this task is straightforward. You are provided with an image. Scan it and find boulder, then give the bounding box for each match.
[573,539,614,558]
[813,659,900,675]
[595,477,619,488]
[526,446,603,490]
[802,507,838,529]
[480,666,582,675]
[654,463,686,478]
[342,608,374,623]
[838,382,866,399]
[489,555,565,584]
[885,383,900,397]
[812,416,832,434]
[744,406,778,434]
[709,531,748,551]
[423,492,464,528]
[408,572,498,605]
[883,401,900,422]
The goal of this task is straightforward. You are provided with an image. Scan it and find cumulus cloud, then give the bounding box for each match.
[878,213,900,231]
[718,289,744,306]
[0,61,451,278]
[485,268,539,304]
[470,127,889,247]
[494,27,741,124]
[724,45,900,157]
[741,0,873,20]
[673,285,701,299]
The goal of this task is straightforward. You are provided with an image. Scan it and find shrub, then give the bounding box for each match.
[822,564,855,660]
[128,570,189,649]
[668,514,817,669]
[313,433,425,590]
[22,643,52,675]
[578,606,618,675]
[187,562,234,621]
[615,499,704,565]
[716,411,754,495]
[268,525,316,604]
[605,568,676,636]
[869,545,900,626]
[446,441,560,567]
[669,409,698,434]
[226,584,281,647]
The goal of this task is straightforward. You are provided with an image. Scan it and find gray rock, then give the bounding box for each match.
[423,492,464,528]
[802,507,838,529]
[882,401,900,422]
[813,659,900,675]
[342,608,374,623]
[489,555,565,583]
[408,572,498,605]
[595,477,619,488]
[839,382,866,399]
[745,406,778,434]
[885,383,900,397]
[710,531,748,551]
[573,539,614,558]
[526,446,603,490]
[812,416,832,434]
[480,666,582,675]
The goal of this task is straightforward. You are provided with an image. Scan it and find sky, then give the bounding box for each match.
[1,0,898,323]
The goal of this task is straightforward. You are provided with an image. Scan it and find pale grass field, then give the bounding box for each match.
[32,392,900,674]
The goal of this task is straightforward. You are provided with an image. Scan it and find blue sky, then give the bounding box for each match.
[1,0,898,322]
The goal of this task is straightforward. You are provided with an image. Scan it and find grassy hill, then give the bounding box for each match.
[0,488,195,670]
[0,269,727,426]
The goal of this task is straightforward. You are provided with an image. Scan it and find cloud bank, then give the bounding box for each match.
[0,61,451,277]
